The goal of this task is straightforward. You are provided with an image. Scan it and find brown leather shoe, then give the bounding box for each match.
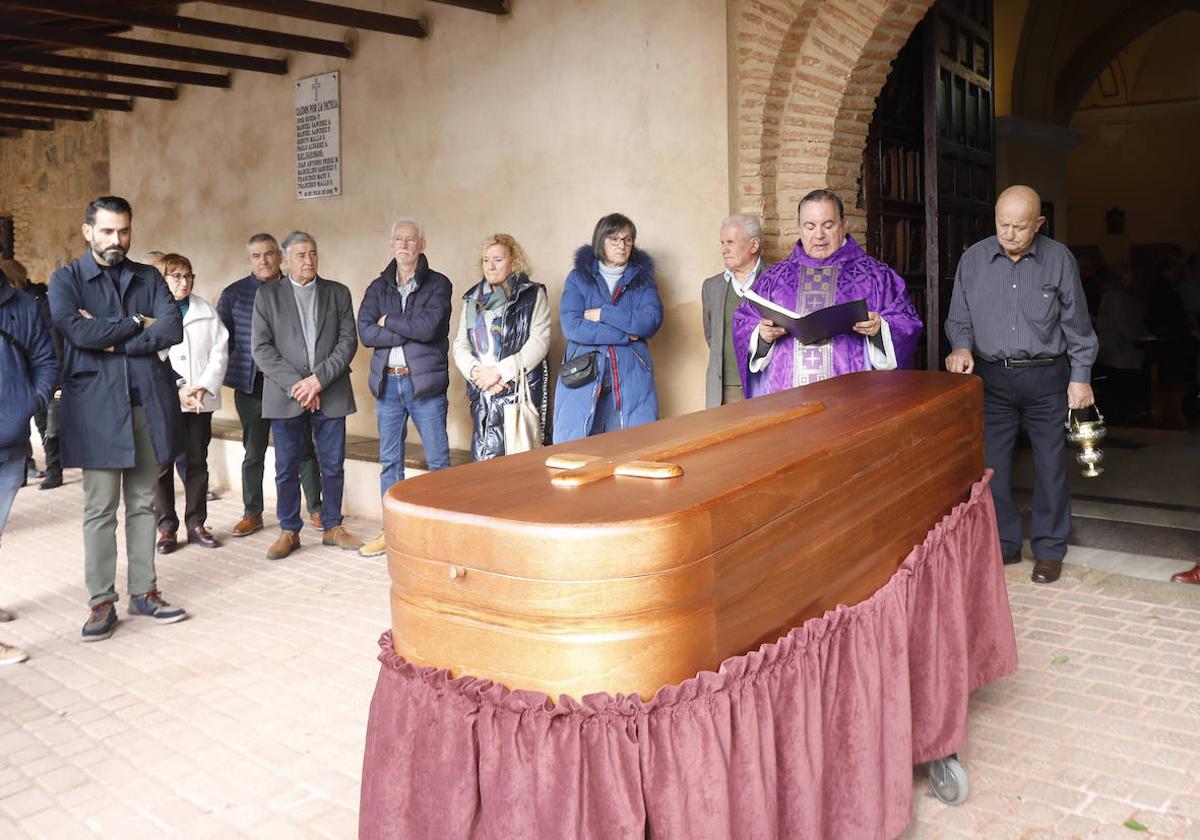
[187,525,220,549]
[266,530,300,560]
[156,530,177,555]
[231,515,263,537]
[322,524,364,551]
[310,512,325,531]
[1032,559,1063,584]
[1002,549,1023,565]
[1170,563,1200,584]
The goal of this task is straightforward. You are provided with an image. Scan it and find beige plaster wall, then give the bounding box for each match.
[108,0,729,449]
[1065,14,1200,263]
[1066,112,1200,264]
[993,0,1030,118]
[995,117,1081,244]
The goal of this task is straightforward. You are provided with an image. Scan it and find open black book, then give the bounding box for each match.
[748,297,869,345]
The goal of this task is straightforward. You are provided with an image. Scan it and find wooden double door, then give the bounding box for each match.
[861,0,996,370]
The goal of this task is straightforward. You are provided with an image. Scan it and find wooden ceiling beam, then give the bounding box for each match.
[0,115,53,131]
[428,0,509,13]
[0,19,289,74]
[0,52,231,87]
[0,100,91,120]
[0,68,177,100]
[202,1,426,38]
[2,0,353,59]
[0,85,132,111]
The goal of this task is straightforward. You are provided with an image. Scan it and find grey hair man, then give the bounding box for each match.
[251,230,362,559]
[216,233,323,538]
[354,217,453,558]
[701,214,768,408]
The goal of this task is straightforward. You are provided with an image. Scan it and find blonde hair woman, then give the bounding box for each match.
[451,234,550,459]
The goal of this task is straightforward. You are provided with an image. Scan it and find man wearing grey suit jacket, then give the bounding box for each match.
[702,215,768,408]
[251,230,363,559]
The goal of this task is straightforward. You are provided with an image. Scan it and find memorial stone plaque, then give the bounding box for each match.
[296,71,341,200]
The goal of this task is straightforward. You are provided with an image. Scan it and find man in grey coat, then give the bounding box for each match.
[701,214,768,408]
[48,196,188,642]
[251,230,362,559]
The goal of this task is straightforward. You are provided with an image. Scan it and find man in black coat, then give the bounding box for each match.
[355,218,453,558]
[48,196,189,642]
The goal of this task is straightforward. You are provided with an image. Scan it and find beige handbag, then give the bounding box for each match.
[503,366,542,454]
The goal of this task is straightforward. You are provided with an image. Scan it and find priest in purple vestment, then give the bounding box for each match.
[732,190,923,398]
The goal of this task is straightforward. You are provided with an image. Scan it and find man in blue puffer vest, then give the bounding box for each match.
[0,260,59,663]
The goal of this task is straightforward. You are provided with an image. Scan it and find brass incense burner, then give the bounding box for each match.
[1065,405,1106,478]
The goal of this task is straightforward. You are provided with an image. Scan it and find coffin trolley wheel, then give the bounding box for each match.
[928,755,969,806]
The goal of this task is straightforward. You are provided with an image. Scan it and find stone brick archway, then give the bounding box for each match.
[732,0,935,258]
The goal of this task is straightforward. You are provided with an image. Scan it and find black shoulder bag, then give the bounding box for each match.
[559,350,598,389]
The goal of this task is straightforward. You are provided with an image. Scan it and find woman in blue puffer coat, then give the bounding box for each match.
[553,213,663,443]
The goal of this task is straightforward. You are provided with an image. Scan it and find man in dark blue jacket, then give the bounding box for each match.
[48,196,189,642]
[356,218,453,557]
[216,233,323,537]
[0,264,58,665]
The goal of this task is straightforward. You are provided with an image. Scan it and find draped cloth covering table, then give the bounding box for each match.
[359,472,1016,840]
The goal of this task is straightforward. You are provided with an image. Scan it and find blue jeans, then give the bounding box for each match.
[0,450,25,547]
[377,373,450,496]
[272,411,346,533]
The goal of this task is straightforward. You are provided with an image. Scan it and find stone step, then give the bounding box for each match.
[1015,489,1200,561]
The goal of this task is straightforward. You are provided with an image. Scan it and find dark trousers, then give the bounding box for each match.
[155,411,212,532]
[977,356,1071,561]
[235,376,321,518]
[272,411,345,533]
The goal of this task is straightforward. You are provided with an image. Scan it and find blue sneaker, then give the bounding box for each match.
[128,590,188,624]
[82,601,118,642]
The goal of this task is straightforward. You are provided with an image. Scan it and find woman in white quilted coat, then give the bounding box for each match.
[155,253,229,552]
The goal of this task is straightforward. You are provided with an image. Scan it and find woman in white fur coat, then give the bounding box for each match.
[155,253,229,552]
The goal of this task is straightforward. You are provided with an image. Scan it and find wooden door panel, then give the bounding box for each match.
[864,0,994,369]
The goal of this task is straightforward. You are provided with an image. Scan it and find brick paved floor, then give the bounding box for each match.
[1,474,1198,838]
[0,475,388,838]
[901,564,1200,840]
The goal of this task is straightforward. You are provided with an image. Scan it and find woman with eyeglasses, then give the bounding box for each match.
[553,213,663,443]
[451,234,551,460]
[154,253,229,553]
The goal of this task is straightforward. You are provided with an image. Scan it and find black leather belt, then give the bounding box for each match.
[982,355,1062,368]
[384,366,410,376]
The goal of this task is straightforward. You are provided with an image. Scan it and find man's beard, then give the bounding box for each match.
[91,243,126,267]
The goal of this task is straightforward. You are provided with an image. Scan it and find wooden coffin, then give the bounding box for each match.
[384,371,984,700]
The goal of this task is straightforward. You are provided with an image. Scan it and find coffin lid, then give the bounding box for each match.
[383,371,982,580]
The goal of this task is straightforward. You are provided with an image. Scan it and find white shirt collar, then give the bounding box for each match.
[724,257,762,291]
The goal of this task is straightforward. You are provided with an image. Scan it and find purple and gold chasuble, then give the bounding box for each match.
[793,266,837,385]
[732,235,923,398]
